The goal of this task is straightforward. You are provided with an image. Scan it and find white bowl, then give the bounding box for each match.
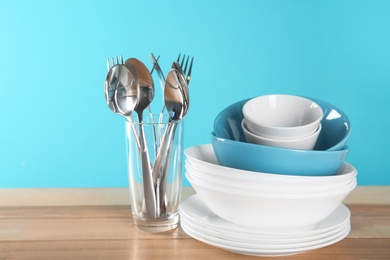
[187,172,356,198]
[242,95,323,139]
[242,119,322,150]
[186,171,356,230]
[185,161,356,194]
[184,145,356,186]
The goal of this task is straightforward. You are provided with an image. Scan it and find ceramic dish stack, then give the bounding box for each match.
[180,194,351,257]
[180,95,356,256]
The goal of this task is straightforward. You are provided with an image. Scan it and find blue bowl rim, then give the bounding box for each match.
[211,131,349,154]
[213,95,351,151]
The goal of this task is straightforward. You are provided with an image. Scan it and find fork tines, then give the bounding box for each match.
[176,54,194,86]
[186,57,193,85]
[106,55,124,71]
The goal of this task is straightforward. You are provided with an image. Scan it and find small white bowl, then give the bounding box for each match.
[242,95,323,139]
[242,119,322,150]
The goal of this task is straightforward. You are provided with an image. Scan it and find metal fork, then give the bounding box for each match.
[176,54,194,87]
[106,55,124,71]
[174,54,193,116]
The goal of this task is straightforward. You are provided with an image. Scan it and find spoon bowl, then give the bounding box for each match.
[104,64,138,115]
[125,58,155,120]
[114,65,139,117]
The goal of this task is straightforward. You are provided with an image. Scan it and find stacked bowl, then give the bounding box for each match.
[212,95,351,176]
[181,94,355,256]
[242,95,323,150]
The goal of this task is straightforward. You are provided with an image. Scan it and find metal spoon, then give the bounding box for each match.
[151,67,189,216]
[160,67,189,216]
[124,58,155,119]
[104,64,141,148]
[124,58,157,218]
[106,62,155,219]
[114,66,139,118]
[125,57,159,157]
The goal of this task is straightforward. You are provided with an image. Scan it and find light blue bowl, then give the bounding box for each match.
[211,132,349,176]
[212,97,351,176]
[214,97,351,151]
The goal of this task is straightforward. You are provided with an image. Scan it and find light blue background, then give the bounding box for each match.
[1,0,389,188]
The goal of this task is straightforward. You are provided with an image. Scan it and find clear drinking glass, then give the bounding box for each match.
[126,113,183,232]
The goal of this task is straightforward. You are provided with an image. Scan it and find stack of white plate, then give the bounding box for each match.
[180,195,351,257]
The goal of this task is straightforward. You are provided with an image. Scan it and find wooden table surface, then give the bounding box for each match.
[0,186,389,259]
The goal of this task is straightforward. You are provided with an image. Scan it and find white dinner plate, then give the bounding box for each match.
[180,218,351,257]
[181,213,350,245]
[179,194,351,238]
[181,217,350,249]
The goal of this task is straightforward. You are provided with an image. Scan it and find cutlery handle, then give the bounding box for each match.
[151,122,174,217]
[158,123,178,216]
[138,117,157,219]
[151,123,172,179]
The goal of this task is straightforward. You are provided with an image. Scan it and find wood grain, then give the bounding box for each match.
[0,187,389,259]
[0,239,389,260]
[0,186,387,206]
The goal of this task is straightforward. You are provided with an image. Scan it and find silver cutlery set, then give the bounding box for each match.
[104,53,193,219]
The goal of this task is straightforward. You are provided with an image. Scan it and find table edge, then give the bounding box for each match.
[0,186,388,206]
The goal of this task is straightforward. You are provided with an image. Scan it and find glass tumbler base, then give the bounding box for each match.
[132,213,180,233]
